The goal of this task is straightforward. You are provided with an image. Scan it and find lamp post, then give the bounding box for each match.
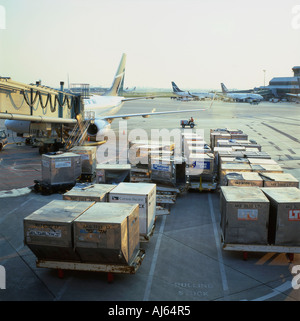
[263,69,266,87]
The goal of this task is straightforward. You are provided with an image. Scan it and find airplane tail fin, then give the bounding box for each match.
[221,83,228,94]
[171,81,183,93]
[104,53,127,96]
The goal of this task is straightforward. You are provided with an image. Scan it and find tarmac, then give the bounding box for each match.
[0,98,300,304]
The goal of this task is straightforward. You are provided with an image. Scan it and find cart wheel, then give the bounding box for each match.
[287,253,294,262]
[243,251,248,261]
[107,272,114,283]
[58,269,64,279]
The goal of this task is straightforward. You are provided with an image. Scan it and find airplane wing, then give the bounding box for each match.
[101,108,209,121]
[121,96,157,102]
[286,93,300,97]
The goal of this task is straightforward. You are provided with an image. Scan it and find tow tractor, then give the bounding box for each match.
[0,130,8,151]
[180,119,195,128]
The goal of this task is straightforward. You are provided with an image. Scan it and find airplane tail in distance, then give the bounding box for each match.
[221,83,228,94]
[104,53,127,96]
[171,81,183,93]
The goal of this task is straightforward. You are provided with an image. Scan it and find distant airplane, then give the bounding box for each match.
[171,81,214,101]
[219,83,264,103]
[4,54,210,140]
[124,86,136,92]
[286,93,300,100]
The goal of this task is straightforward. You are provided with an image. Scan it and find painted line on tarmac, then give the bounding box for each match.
[143,215,166,301]
[0,197,33,224]
[241,281,292,301]
[208,193,229,298]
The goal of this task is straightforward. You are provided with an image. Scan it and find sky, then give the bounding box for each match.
[0,0,300,91]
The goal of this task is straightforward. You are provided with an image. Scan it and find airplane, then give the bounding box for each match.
[82,55,212,140]
[171,81,215,101]
[219,83,264,103]
[286,93,300,101]
[4,54,211,141]
[124,86,136,92]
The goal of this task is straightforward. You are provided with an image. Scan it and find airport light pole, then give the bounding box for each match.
[263,69,266,87]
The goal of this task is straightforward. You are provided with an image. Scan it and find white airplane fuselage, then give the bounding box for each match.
[227,93,263,101]
[83,95,124,118]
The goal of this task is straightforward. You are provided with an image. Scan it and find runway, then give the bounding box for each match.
[0,98,300,303]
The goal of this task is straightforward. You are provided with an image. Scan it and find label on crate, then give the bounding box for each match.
[55,160,71,168]
[191,161,211,170]
[237,209,258,221]
[151,164,171,172]
[288,209,300,221]
[26,227,62,238]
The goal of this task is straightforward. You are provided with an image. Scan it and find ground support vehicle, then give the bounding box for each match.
[180,120,195,128]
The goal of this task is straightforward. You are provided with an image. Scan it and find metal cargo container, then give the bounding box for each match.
[210,132,231,149]
[41,152,82,186]
[220,186,270,245]
[225,172,264,187]
[217,139,262,151]
[220,163,252,186]
[248,158,279,166]
[261,187,300,246]
[96,164,131,184]
[70,146,97,176]
[250,164,283,174]
[181,133,204,152]
[108,183,156,237]
[74,203,140,265]
[129,140,175,151]
[24,200,94,261]
[181,132,204,140]
[150,156,186,185]
[243,151,271,159]
[63,184,116,202]
[186,145,212,156]
[261,173,299,188]
[230,133,248,141]
[219,157,250,170]
[213,148,261,165]
[226,128,244,134]
[148,150,174,158]
[210,128,247,147]
[186,153,215,177]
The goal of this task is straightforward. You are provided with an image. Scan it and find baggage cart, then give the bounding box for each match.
[36,248,145,282]
[96,164,131,184]
[221,232,300,262]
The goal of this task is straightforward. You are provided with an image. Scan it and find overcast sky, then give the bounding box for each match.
[0,0,300,91]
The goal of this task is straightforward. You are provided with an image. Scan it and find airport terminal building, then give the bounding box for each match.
[256,66,300,98]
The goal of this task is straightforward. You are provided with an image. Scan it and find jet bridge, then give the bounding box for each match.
[0,77,82,123]
[0,77,86,152]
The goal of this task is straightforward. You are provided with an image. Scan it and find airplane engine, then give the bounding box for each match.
[87,119,111,140]
[4,120,31,134]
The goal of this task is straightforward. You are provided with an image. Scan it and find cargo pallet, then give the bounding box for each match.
[33,180,76,195]
[221,234,300,262]
[36,249,145,282]
[140,221,156,242]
